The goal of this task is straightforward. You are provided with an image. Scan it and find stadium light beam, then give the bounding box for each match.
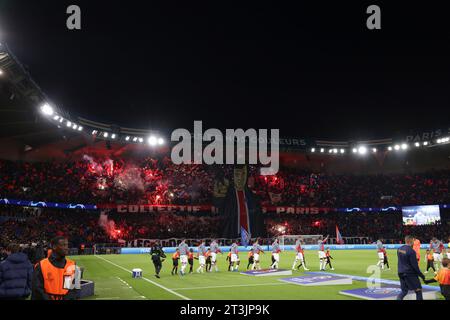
[66,121,72,127]
[125,136,130,141]
[103,132,108,138]
[394,144,400,151]
[311,148,315,153]
[401,143,408,150]
[157,138,164,145]
[0,68,4,75]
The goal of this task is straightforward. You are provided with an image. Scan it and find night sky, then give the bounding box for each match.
[1,1,449,139]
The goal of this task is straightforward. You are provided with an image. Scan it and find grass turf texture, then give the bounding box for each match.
[72,249,442,300]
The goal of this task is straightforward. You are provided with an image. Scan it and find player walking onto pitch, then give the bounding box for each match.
[205,249,212,272]
[247,251,254,269]
[430,237,444,272]
[376,245,385,270]
[150,240,166,278]
[188,248,195,274]
[292,238,309,271]
[196,240,207,273]
[270,239,281,269]
[178,239,189,276]
[230,240,240,271]
[251,238,264,270]
[171,249,180,275]
[424,249,435,274]
[413,237,421,264]
[397,235,426,300]
[325,248,334,270]
[382,246,390,270]
[209,239,222,272]
[318,235,329,271]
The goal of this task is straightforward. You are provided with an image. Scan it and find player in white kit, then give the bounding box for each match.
[196,241,207,273]
[430,237,444,271]
[270,239,281,269]
[251,238,264,270]
[318,235,329,271]
[230,240,240,271]
[178,239,189,276]
[209,240,222,272]
[292,238,309,271]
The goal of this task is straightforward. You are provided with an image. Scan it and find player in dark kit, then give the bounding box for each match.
[150,241,166,278]
[188,249,195,274]
[397,235,426,300]
[171,249,180,275]
[325,248,334,270]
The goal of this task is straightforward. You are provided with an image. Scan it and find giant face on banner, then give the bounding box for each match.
[233,166,248,191]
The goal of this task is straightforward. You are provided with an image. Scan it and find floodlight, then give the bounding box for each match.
[358,146,367,155]
[40,104,54,116]
[148,136,157,146]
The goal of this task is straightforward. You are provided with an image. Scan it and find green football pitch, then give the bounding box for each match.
[72,250,442,300]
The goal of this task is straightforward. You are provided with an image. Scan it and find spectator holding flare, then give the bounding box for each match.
[0,243,33,300]
[32,237,79,300]
[397,235,426,300]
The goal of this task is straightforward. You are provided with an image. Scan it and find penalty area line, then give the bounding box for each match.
[94,255,190,300]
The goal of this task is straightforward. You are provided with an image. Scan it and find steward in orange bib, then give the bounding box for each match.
[31,237,78,300]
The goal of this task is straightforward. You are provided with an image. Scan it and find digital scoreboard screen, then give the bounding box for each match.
[402,205,441,226]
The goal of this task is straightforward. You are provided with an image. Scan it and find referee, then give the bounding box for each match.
[150,241,166,278]
[397,235,425,300]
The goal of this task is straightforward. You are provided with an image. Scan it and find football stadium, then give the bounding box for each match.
[0,2,449,306]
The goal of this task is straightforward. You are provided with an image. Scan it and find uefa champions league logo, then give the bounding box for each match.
[365,288,400,295]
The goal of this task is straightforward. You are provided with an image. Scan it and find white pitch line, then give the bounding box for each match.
[95,297,120,300]
[95,255,190,300]
[172,282,289,291]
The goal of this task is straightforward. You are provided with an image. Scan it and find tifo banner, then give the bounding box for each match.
[262,206,332,214]
[97,204,212,213]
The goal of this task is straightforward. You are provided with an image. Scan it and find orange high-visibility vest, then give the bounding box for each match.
[47,249,53,258]
[40,258,75,300]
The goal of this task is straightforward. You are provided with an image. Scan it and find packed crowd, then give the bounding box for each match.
[1,158,449,208]
[1,206,448,248]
